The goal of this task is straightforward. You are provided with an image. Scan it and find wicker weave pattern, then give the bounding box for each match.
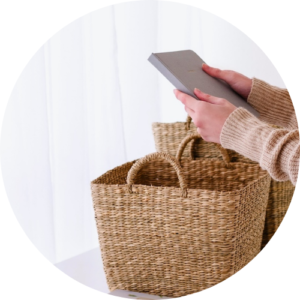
[152,120,254,163]
[261,180,294,248]
[91,152,271,297]
[176,133,231,165]
[152,122,295,249]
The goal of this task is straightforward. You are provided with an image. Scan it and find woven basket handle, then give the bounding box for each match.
[127,152,188,198]
[176,133,231,165]
[185,115,192,130]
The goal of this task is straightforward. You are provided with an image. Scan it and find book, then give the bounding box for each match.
[148,50,258,117]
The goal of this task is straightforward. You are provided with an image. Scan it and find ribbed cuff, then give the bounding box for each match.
[261,129,299,182]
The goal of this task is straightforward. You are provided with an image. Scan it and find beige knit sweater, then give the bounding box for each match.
[221,78,299,185]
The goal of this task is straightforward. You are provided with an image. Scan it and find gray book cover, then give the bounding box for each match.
[148,50,258,117]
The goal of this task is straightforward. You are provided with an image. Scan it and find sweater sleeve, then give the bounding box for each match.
[247,78,298,130]
[221,108,299,185]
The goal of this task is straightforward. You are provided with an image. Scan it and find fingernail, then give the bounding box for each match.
[202,63,207,67]
[194,88,201,93]
[173,89,177,95]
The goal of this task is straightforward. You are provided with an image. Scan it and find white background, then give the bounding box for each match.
[0,0,286,266]
[0,0,299,299]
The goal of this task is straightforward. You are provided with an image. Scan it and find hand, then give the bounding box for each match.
[202,63,252,99]
[174,88,237,144]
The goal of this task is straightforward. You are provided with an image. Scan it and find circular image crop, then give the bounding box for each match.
[1,1,296,298]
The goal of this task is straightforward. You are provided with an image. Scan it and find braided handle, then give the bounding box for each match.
[127,152,188,198]
[185,115,192,130]
[175,133,231,165]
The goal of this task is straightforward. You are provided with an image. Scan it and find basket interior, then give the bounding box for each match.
[93,158,267,193]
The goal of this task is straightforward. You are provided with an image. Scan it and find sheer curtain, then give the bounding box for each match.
[1,1,285,265]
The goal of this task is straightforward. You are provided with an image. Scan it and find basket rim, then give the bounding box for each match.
[91,158,270,197]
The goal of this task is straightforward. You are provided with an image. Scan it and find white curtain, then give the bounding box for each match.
[1,1,285,265]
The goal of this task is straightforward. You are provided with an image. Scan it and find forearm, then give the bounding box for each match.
[248,78,298,130]
[221,108,299,185]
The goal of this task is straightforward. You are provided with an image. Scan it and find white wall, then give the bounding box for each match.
[0,1,285,264]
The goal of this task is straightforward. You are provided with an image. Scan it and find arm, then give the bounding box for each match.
[221,108,299,185]
[174,89,299,186]
[247,78,298,129]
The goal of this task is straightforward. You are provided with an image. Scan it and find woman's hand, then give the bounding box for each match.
[202,63,252,99]
[174,88,237,144]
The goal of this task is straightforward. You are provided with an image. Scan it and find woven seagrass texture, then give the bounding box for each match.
[91,152,271,297]
[176,133,231,165]
[153,119,295,248]
[152,118,254,164]
[261,180,294,248]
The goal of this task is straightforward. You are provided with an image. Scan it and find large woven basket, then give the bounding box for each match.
[153,115,295,248]
[91,150,271,297]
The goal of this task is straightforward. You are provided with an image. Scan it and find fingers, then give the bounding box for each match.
[173,89,198,110]
[175,87,230,107]
[194,88,225,105]
[202,63,230,81]
[202,63,240,87]
[202,63,252,95]
[174,88,225,107]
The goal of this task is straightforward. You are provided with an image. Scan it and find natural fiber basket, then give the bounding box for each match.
[91,149,271,297]
[175,133,295,249]
[152,115,254,163]
[261,180,294,248]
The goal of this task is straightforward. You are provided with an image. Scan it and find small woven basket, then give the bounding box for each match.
[91,148,271,297]
[152,116,254,163]
[153,119,295,249]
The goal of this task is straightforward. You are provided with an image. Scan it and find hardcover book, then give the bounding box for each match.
[148,50,258,117]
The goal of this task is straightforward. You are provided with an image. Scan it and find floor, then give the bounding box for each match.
[55,247,109,294]
[55,247,171,299]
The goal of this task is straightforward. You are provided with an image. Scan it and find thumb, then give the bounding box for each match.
[194,88,225,105]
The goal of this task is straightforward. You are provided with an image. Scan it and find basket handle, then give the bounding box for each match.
[126,152,188,198]
[175,133,231,165]
[185,115,192,130]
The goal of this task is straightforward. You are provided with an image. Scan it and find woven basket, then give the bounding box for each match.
[175,133,295,249]
[152,115,254,163]
[261,180,294,248]
[91,150,271,297]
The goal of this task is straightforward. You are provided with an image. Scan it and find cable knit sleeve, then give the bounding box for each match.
[220,108,299,185]
[247,78,298,130]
